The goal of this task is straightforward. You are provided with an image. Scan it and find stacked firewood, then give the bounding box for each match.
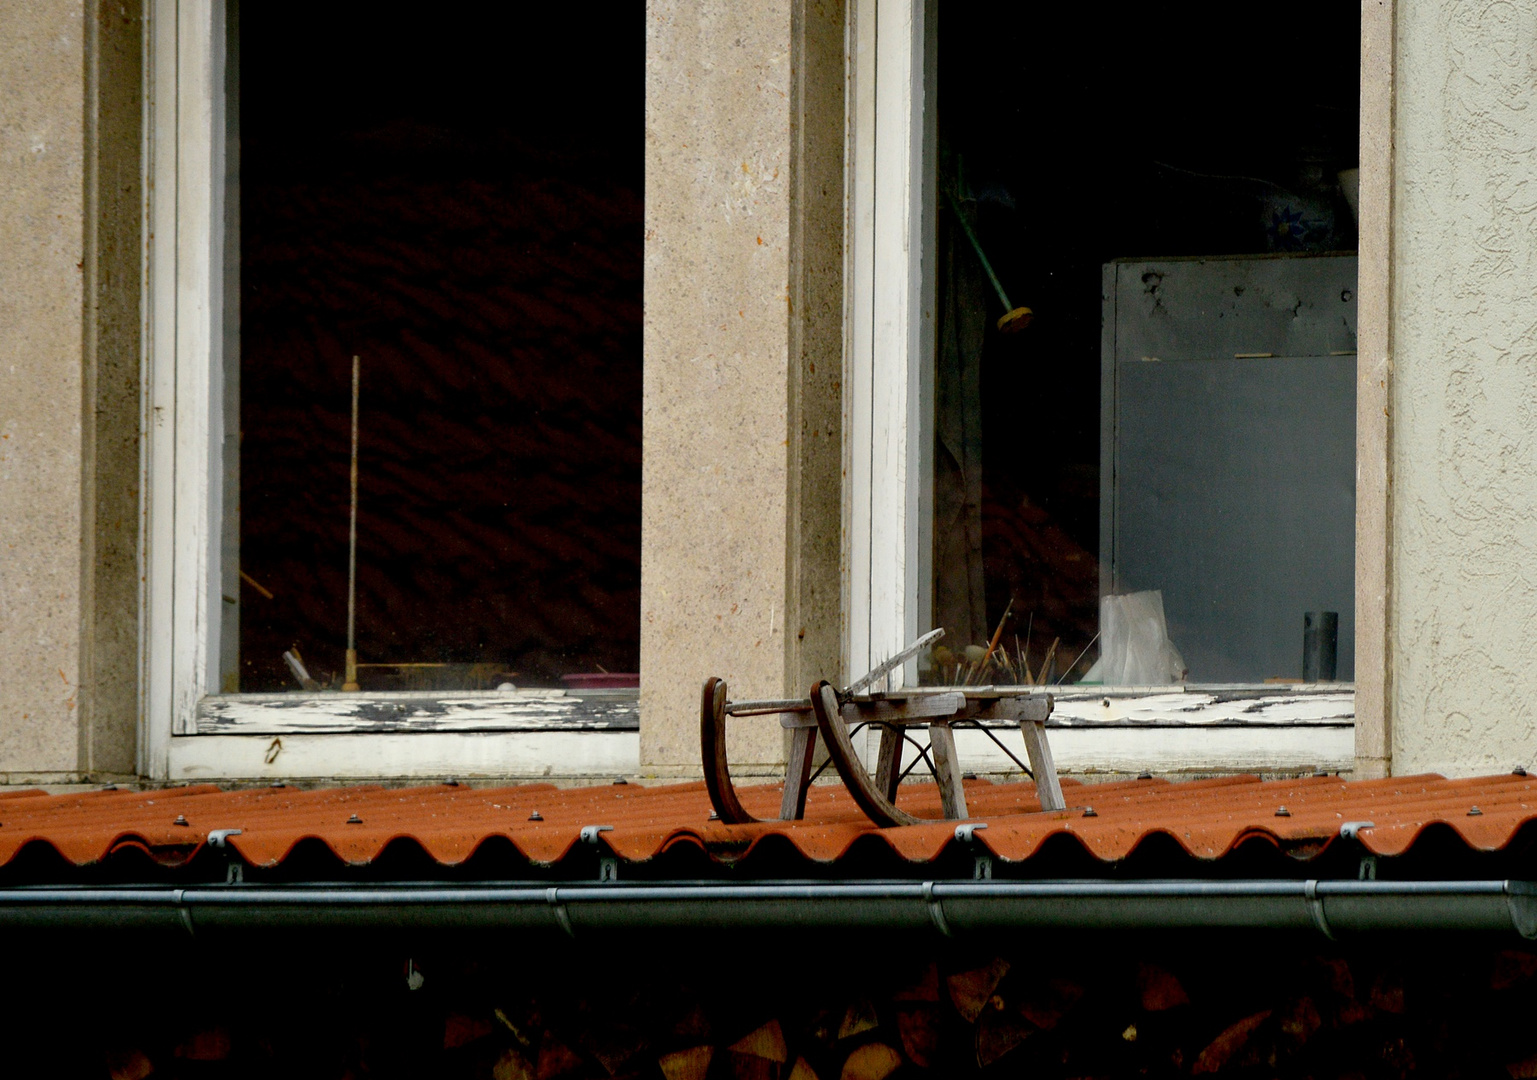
[96,943,1537,1078]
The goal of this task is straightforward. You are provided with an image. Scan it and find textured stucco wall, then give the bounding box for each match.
[0,2,88,772]
[0,1,139,779]
[784,0,846,717]
[80,0,143,775]
[640,1,843,771]
[1392,2,1537,775]
[641,1,794,770]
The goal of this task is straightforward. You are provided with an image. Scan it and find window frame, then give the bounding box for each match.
[841,0,1392,772]
[139,0,1392,781]
[138,0,638,781]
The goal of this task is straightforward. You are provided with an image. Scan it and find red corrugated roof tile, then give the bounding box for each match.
[0,772,1531,876]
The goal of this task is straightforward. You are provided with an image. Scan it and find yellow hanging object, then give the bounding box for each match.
[997,306,1034,333]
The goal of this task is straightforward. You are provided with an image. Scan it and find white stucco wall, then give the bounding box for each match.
[1392,1,1537,775]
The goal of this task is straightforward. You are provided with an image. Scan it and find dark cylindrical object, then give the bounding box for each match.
[1304,611,1339,681]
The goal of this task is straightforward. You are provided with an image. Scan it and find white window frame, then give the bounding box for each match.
[844,0,935,692]
[138,1,637,781]
[841,0,1388,774]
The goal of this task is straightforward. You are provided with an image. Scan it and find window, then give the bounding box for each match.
[846,0,1369,773]
[142,2,642,779]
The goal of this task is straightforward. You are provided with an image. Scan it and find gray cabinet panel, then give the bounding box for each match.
[1114,254,1358,362]
[1102,255,1357,682]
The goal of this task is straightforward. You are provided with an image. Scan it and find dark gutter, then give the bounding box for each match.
[0,879,1531,938]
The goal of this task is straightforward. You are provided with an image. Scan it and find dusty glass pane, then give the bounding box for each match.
[227,4,641,692]
[928,1,1360,686]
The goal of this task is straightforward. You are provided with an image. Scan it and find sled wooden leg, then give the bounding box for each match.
[874,726,904,803]
[928,723,969,820]
[1020,719,1066,811]
[781,725,817,820]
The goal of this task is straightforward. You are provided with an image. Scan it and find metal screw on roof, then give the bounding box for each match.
[269,782,287,789]
[346,814,363,824]
[1468,806,1484,816]
[963,772,978,781]
[1313,770,1331,777]
[708,811,719,821]
[613,777,628,785]
[1082,807,1097,818]
[1137,771,1153,780]
[1275,806,1291,817]
[528,810,543,822]
[443,778,460,787]
[1515,766,1529,777]
[173,815,189,827]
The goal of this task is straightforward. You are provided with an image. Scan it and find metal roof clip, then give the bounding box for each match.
[581,825,618,881]
[580,825,615,845]
[206,829,244,884]
[954,822,992,879]
[1340,821,1378,880]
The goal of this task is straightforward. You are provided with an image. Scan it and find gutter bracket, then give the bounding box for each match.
[1304,879,1335,940]
[1506,882,1537,940]
[922,881,952,937]
[172,888,193,936]
[546,887,575,938]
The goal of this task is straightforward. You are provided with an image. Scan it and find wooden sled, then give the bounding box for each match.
[701,674,1064,827]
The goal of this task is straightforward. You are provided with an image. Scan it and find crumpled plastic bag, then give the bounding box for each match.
[1082,590,1187,685]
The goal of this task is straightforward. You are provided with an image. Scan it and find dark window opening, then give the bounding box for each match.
[229,4,642,692]
[931,1,1360,685]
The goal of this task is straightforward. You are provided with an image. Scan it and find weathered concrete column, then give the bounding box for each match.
[0,1,141,781]
[641,0,844,774]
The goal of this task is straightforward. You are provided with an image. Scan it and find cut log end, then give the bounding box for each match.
[537,1038,585,1080]
[787,1057,820,1080]
[896,1006,941,1069]
[104,1049,154,1080]
[947,958,1011,1022]
[1136,962,1190,1012]
[840,1043,902,1080]
[658,1045,714,1080]
[729,1019,788,1063]
[976,1011,1034,1068]
[838,1000,879,1041]
[492,1047,535,1080]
